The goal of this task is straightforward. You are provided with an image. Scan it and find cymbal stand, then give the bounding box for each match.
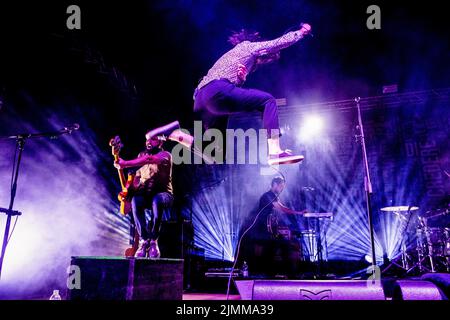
[407,216,434,274]
[310,217,330,278]
[382,207,419,274]
[399,210,414,270]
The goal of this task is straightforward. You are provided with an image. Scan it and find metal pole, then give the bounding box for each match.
[0,137,25,280]
[355,97,377,276]
[0,124,79,280]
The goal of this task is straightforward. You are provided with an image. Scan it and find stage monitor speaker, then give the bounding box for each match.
[67,256,183,300]
[392,280,445,300]
[235,280,386,300]
[421,273,450,299]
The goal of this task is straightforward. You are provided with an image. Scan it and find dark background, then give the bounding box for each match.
[0,0,449,153]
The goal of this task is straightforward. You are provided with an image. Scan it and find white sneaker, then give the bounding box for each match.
[268,150,304,165]
[135,240,150,258]
[148,240,161,258]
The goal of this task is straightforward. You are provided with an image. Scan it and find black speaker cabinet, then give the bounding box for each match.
[159,220,194,259]
[67,256,183,300]
[158,220,206,290]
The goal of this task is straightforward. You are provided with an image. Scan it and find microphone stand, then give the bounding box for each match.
[0,124,79,280]
[354,97,377,277]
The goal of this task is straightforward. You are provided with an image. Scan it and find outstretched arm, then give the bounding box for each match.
[273,201,306,215]
[247,23,311,56]
[114,152,170,169]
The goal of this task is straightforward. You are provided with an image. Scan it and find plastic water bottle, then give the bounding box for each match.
[242,261,249,277]
[49,289,62,300]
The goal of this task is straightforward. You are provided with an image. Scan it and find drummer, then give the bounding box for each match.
[241,177,305,278]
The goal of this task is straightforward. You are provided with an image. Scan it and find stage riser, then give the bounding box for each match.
[67,257,183,300]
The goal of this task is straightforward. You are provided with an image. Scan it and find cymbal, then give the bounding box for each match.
[303,212,333,218]
[380,206,419,212]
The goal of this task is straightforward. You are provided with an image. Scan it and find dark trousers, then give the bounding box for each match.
[131,192,174,241]
[194,79,280,137]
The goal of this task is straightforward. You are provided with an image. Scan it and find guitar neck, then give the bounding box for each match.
[113,154,127,190]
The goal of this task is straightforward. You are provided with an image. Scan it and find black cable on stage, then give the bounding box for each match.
[226,165,287,300]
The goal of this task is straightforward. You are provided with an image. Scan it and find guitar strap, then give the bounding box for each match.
[129,214,137,245]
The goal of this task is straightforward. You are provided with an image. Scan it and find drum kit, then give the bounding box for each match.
[381,205,449,274]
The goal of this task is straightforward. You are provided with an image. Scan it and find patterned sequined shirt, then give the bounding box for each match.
[195,30,305,93]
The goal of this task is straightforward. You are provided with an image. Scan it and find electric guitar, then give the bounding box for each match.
[109,136,135,215]
[109,136,140,257]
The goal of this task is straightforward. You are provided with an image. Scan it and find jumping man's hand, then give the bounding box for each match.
[237,63,248,83]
